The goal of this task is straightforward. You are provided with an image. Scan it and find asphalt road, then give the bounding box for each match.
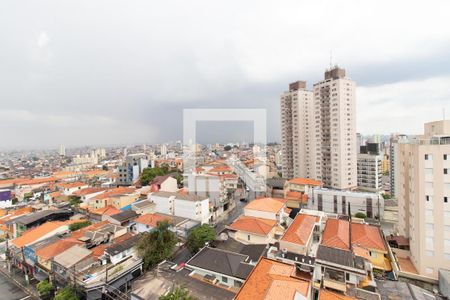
[0,271,29,300]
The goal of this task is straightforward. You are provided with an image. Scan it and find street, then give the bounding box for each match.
[0,268,30,300]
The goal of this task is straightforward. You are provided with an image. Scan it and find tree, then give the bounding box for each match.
[37,279,53,298]
[186,224,215,253]
[382,193,391,200]
[68,195,82,207]
[69,220,92,232]
[354,212,367,219]
[54,287,79,300]
[137,221,177,270]
[140,167,169,186]
[160,286,196,300]
[223,145,232,151]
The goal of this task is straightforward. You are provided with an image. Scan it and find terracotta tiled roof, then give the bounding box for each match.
[93,187,135,200]
[319,289,356,300]
[351,223,386,252]
[285,192,309,203]
[70,221,110,239]
[12,221,69,248]
[134,213,172,227]
[229,216,276,236]
[90,206,121,216]
[321,219,350,250]
[19,177,58,186]
[245,198,286,213]
[208,165,232,173]
[73,187,107,196]
[235,258,310,300]
[36,238,83,260]
[281,214,318,246]
[288,178,322,186]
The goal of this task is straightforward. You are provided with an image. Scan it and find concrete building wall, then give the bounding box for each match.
[396,120,450,279]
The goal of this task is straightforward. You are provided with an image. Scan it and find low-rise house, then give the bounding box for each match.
[57,181,89,195]
[131,199,155,215]
[89,206,121,222]
[150,191,210,224]
[279,213,321,256]
[228,216,277,244]
[104,234,141,265]
[186,247,253,289]
[265,178,287,198]
[322,218,390,271]
[88,187,136,210]
[133,213,173,234]
[243,197,287,223]
[36,237,83,272]
[103,210,138,226]
[72,187,108,203]
[284,178,322,209]
[235,257,311,300]
[52,245,94,282]
[149,175,177,192]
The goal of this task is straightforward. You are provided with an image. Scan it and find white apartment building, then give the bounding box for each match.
[150,191,210,224]
[395,120,450,279]
[357,142,382,192]
[280,67,357,190]
[308,188,384,219]
[357,153,382,192]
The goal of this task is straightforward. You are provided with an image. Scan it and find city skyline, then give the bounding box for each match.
[2,1,450,149]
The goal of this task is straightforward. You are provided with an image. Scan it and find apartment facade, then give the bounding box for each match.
[389,133,408,197]
[280,67,357,190]
[117,153,149,186]
[395,120,450,279]
[280,81,314,179]
[357,142,382,192]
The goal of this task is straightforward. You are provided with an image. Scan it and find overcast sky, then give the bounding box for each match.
[1,0,450,149]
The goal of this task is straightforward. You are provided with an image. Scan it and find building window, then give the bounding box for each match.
[425,154,432,160]
[247,235,251,241]
[445,168,449,175]
[444,154,448,160]
[222,276,228,283]
[445,197,448,203]
[426,195,431,202]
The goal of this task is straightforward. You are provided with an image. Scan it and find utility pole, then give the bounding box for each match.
[21,247,29,285]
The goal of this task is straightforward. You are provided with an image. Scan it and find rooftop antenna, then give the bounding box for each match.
[329,50,333,70]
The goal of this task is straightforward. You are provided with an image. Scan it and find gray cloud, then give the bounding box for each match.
[1,0,450,149]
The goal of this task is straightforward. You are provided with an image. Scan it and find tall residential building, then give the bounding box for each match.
[395,120,450,279]
[389,133,408,197]
[280,67,357,190]
[357,142,382,192]
[160,144,167,156]
[59,144,66,156]
[280,81,314,179]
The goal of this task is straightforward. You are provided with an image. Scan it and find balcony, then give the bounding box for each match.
[323,278,347,292]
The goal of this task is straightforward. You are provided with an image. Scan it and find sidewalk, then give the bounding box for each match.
[0,260,39,299]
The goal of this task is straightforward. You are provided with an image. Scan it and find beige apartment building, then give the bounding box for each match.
[280,67,357,190]
[395,120,450,279]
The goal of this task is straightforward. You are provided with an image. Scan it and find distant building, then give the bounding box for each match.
[150,191,210,224]
[357,142,382,192]
[59,144,66,156]
[308,188,384,219]
[117,153,149,186]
